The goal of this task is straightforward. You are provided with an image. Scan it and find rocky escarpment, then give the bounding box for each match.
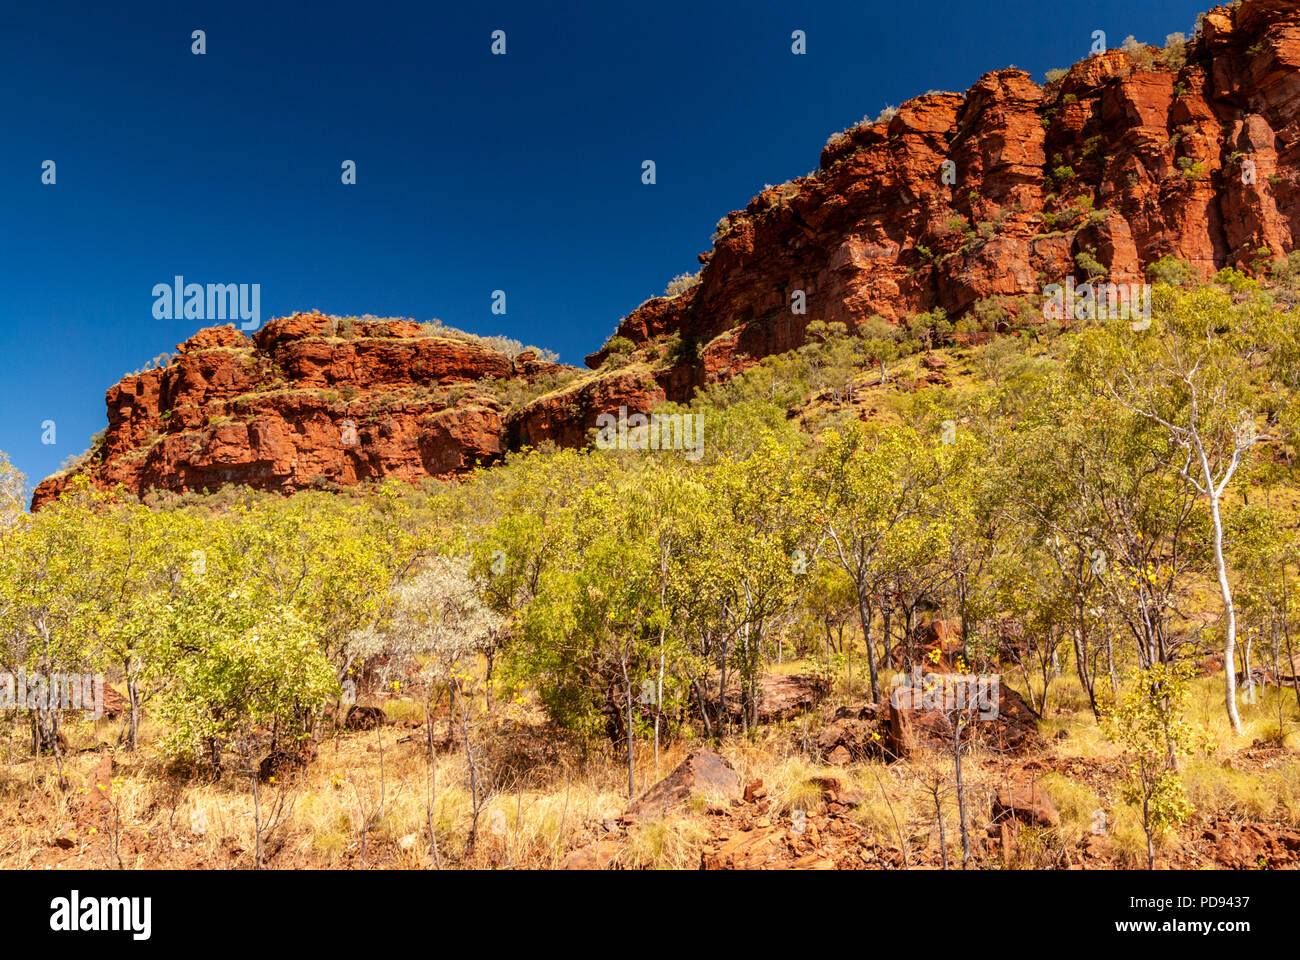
[31,314,570,508]
[33,0,1300,507]
[584,0,1300,398]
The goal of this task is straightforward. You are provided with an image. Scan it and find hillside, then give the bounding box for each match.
[9,0,1300,881]
[33,0,1300,507]
[9,273,1300,874]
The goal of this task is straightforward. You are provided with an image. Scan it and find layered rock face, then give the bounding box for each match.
[34,0,1300,506]
[588,0,1300,396]
[32,314,565,507]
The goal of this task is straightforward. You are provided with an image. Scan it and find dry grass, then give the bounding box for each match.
[0,664,1296,870]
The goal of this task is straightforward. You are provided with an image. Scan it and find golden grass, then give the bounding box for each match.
[0,662,1295,870]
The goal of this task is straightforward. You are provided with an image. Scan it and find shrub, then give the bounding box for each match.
[972,297,1008,330]
[1161,32,1187,70]
[663,333,701,365]
[712,213,746,242]
[1101,664,1200,868]
[1122,35,1156,71]
[1215,267,1256,293]
[1269,250,1300,286]
[664,271,701,298]
[1146,255,1193,287]
[1074,248,1108,280]
[603,335,636,356]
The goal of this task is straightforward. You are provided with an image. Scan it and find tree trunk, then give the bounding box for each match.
[1105,633,1119,701]
[425,702,442,869]
[654,636,665,773]
[857,592,880,701]
[934,791,948,870]
[1209,493,1243,733]
[954,717,970,868]
[127,675,140,751]
[1073,620,1099,720]
[621,647,635,801]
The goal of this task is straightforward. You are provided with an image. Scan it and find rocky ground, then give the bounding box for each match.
[6,672,1297,871]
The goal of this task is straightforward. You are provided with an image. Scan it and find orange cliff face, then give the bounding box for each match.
[30,314,568,508]
[32,0,1300,507]
[587,0,1300,392]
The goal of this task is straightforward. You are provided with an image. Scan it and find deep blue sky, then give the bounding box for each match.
[0,0,1209,491]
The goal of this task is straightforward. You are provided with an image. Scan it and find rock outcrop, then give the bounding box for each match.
[589,0,1300,398]
[32,314,573,507]
[625,749,743,818]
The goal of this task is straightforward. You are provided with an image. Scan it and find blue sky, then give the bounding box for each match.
[0,0,1209,490]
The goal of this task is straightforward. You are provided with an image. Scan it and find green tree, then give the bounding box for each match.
[810,422,941,700]
[1103,663,1200,868]
[1079,283,1291,732]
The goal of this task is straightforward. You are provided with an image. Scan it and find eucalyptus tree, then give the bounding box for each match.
[0,452,25,529]
[809,422,942,701]
[1074,281,1293,732]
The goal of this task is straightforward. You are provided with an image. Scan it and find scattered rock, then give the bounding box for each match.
[257,742,317,783]
[344,705,387,730]
[559,838,622,870]
[885,681,1041,758]
[920,352,947,371]
[715,673,829,725]
[893,619,964,671]
[817,702,882,764]
[992,782,1060,829]
[626,749,742,818]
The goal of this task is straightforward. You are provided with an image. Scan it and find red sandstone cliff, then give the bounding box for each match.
[33,0,1300,507]
[585,1,1300,378]
[31,314,567,507]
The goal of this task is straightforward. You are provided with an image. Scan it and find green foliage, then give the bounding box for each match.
[1146,255,1194,287]
[1161,32,1188,70]
[1122,35,1157,71]
[6,271,1300,778]
[0,479,422,767]
[1176,156,1207,180]
[0,453,27,529]
[1266,251,1300,295]
[603,335,637,356]
[857,316,902,380]
[154,584,335,763]
[1103,663,1200,863]
[1074,248,1108,280]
